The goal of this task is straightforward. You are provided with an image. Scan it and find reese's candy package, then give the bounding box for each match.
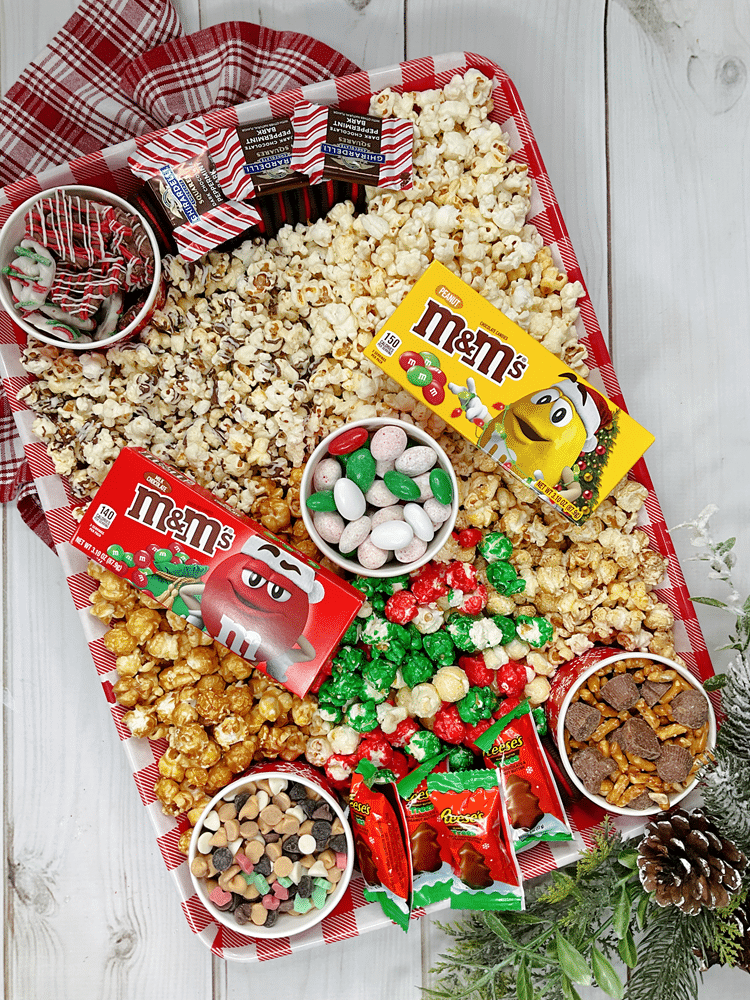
[427,768,524,911]
[127,120,261,262]
[349,759,413,931]
[290,101,414,189]
[475,700,573,853]
[396,753,452,908]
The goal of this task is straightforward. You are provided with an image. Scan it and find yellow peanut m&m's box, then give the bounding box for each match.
[364,262,654,523]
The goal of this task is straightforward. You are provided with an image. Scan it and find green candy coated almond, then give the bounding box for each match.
[346,447,376,491]
[383,469,422,501]
[429,467,453,504]
[306,489,338,511]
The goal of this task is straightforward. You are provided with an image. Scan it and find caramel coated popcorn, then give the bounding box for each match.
[88,563,316,836]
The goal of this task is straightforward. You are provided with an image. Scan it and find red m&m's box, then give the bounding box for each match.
[70,447,363,696]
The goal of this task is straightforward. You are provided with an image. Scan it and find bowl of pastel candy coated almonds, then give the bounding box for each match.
[301,417,458,579]
[188,768,354,939]
[0,184,162,350]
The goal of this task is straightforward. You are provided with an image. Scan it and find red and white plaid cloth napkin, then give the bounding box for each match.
[0,0,359,550]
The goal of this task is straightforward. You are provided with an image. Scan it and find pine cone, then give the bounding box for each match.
[637,807,747,915]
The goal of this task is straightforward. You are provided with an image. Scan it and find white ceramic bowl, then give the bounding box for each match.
[550,650,716,817]
[188,767,354,940]
[301,417,458,578]
[0,185,162,350]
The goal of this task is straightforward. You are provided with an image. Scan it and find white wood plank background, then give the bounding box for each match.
[2,0,749,996]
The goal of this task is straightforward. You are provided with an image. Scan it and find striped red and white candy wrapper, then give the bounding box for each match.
[0,52,717,961]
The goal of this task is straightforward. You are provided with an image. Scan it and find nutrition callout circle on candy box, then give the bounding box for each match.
[364,262,654,522]
[70,448,363,696]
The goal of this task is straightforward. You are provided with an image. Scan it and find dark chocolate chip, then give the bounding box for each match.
[300,798,317,818]
[233,793,250,816]
[264,908,279,928]
[311,803,333,822]
[278,899,295,912]
[212,846,234,871]
[283,834,301,857]
[235,902,253,924]
[297,875,313,898]
[264,831,281,844]
[327,834,347,853]
[312,820,332,849]
[254,854,272,877]
[288,782,307,801]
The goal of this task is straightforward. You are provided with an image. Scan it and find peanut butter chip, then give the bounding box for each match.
[260,804,283,827]
[239,796,260,821]
[274,856,294,879]
[239,820,259,839]
[245,840,265,864]
[279,815,300,836]
[209,828,228,848]
[218,802,237,822]
[190,856,209,878]
[251,902,268,926]
[224,819,240,843]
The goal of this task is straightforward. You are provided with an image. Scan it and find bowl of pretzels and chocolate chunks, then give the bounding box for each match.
[550,649,715,816]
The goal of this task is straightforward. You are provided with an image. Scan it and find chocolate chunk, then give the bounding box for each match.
[457,841,492,889]
[570,746,618,796]
[627,790,655,810]
[613,717,661,760]
[599,672,640,711]
[328,834,347,853]
[278,899,296,912]
[639,679,670,707]
[234,902,254,924]
[211,846,234,871]
[656,743,694,783]
[504,773,544,830]
[312,820,332,850]
[410,821,441,874]
[565,701,602,741]
[265,908,279,928]
[670,689,709,729]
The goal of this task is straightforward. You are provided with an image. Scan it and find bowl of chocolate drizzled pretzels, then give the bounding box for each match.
[0,185,162,350]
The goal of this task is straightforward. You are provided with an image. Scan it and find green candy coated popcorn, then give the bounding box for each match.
[319,671,363,706]
[370,595,387,615]
[362,657,398,690]
[384,575,410,594]
[317,701,343,724]
[346,447,376,492]
[345,699,380,733]
[446,614,482,653]
[532,705,548,736]
[400,652,435,687]
[422,630,456,666]
[446,745,475,771]
[405,729,443,761]
[491,615,517,645]
[306,489,338,512]
[429,467,453,504]
[352,576,381,599]
[478,531,513,563]
[457,685,499,724]
[486,560,525,595]
[384,469,422,501]
[333,645,366,674]
[341,621,360,645]
[515,614,554,648]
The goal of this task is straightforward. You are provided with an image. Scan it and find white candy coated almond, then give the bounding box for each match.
[339,515,372,553]
[423,497,452,523]
[371,520,414,550]
[313,457,343,491]
[357,537,389,568]
[403,502,435,542]
[365,479,399,508]
[370,506,405,528]
[370,425,408,461]
[395,446,437,477]
[313,510,345,543]
[394,536,428,564]
[334,477,366,520]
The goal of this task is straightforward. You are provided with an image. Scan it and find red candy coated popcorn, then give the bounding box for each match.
[389,717,421,748]
[497,660,528,697]
[384,590,418,624]
[324,752,358,788]
[356,734,395,770]
[458,528,482,548]
[446,560,477,592]
[433,703,468,744]
[458,653,495,689]
[410,562,449,604]
[459,584,488,615]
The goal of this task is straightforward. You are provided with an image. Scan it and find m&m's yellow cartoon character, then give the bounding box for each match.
[448,373,612,499]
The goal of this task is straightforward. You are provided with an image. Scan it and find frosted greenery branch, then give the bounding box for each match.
[426,507,750,1000]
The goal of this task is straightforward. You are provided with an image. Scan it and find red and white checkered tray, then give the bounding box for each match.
[0,52,714,962]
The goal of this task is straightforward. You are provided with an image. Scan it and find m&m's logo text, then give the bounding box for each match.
[125,482,235,556]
